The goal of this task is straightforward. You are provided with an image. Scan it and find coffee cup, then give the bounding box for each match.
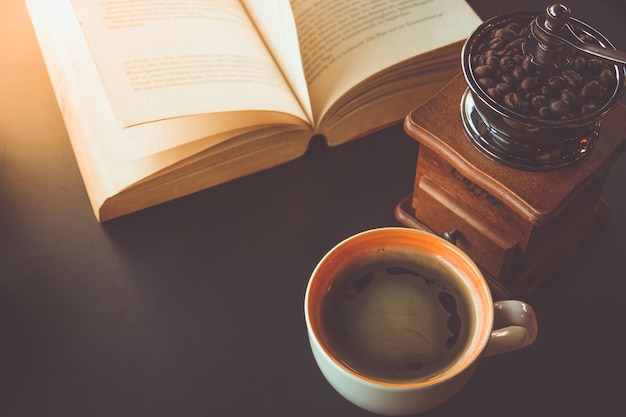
[304,227,538,415]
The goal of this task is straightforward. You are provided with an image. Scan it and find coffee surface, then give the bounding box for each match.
[322,250,473,383]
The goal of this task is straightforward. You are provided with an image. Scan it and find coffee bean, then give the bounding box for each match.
[522,56,535,74]
[514,54,525,65]
[548,75,567,90]
[493,28,517,42]
[475,42,487,55]
[520,100,532,115]
[474,65,495,78]
[504,38,524,54]
[499,56,515,72]
[511,66,526,81]
[496,82,513,94]
[598,68,615,86]
[500,73,515,84]
[503,92,523,111]
[478,77,494,89]
[539,85,553,96]
[472,55,485,66]
[486,55,500,67]
[587,59,605,75]
[486,87,501,101]
[538,106,551,118]
[562,69,584,88]
[571,56,587,72]
[580,80,601,98]
[549,99,570,115]
[489,37,505,51]
[560,89,578,106]
[484,48,499,58]
[531,94,547,108]
[581,103,599,116]
[520,76,536,91]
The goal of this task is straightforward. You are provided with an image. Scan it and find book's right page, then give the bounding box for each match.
[289,0,481,130]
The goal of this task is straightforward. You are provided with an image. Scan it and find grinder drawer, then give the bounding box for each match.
[413,175,518,280]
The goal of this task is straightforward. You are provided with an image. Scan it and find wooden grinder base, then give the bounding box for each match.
[395,75,626,299]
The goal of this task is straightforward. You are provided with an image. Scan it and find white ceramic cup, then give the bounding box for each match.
[304,227,538,416]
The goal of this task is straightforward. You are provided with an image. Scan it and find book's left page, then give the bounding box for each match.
[26,0,314,220]
[70,0,309,127]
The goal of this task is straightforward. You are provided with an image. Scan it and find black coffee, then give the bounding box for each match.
[322,250,474,383]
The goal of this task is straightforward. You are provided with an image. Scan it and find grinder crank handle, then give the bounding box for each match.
[527,3,626,66]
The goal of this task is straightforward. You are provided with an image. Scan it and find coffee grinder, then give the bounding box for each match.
[395,4,626,298]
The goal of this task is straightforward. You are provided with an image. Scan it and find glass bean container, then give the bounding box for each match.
[461,8,626,170]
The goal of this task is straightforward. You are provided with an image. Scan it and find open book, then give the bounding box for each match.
[26,0,481,221]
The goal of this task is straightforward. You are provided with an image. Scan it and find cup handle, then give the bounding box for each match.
[483,300,538,357]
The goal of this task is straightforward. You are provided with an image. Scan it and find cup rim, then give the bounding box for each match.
[304,227,494,388]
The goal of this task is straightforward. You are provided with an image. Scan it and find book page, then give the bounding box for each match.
[289,0,481,125]
[70,0,308,127]
[241,0,313,124]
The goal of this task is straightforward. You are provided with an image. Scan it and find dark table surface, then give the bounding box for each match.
[2,1,625,416]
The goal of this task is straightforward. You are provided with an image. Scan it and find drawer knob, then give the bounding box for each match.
[441,228,462,245]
